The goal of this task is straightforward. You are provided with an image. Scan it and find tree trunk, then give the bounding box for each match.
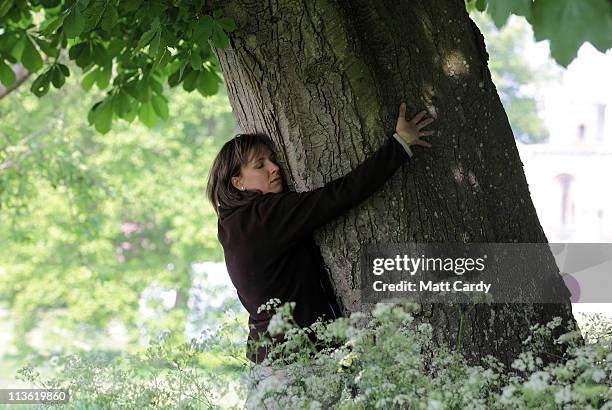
[211,0,576,366]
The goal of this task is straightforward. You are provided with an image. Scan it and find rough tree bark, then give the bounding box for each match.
[211,0,576,366]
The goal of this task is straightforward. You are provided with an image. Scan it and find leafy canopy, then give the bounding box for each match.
[0,0,611,134]
[0,69,239,350]
[466,0,612,66]
[0,0,235,133]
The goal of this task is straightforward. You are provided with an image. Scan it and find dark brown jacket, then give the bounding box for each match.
[218,135,410,363]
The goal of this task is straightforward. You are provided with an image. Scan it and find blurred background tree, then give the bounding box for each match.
[473,12,559,143]
[0,68,240,361]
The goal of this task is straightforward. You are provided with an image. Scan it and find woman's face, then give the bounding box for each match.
[231,146,284,194]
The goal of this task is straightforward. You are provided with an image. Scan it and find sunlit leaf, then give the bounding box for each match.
[138,100,159,127]
[63,6,85,38]
[21,36,43,72]
[0,60,16,86]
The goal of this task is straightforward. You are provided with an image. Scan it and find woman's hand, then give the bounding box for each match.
[395,102,435,147]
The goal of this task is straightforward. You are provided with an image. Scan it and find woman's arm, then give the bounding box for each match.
[252,103,435,249]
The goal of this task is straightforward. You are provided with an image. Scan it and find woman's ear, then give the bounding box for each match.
[231,176,244,191]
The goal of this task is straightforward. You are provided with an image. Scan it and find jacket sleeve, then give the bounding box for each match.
[252,135,411,249]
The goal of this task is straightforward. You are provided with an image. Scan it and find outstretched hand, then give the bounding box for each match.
[395,102,435,148]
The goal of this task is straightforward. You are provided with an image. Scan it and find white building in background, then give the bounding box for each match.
[517,44,612,243]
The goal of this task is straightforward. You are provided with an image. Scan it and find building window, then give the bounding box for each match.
[555,173,575,226]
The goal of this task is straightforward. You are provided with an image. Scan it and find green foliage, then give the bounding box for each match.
[18,302,612,409]
[0,0,233,132]
[16,312,249,409]
[466,0,612,67]
[247,301,611,408]
[531,0,612,67]
[1,0,610,134]
[0,66,239,350]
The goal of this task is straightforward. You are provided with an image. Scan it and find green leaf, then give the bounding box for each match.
[182,69,199,92]
[40,0,60,7]
[82,0,107,32]
[149,77,163,94]
[0,32,20,55]
[68,42,86,60]
[153,47,171,68]
[92,42,109,66]
[151,94,168,119]
[100,5,118,32]
[216,16,236,32]
[121,0,141,12]
[190,50,202,70]
[93,98,113,134]
[125,81,150,102]
[96,63,112,88]
[87,101,101,125]
[21,36,43,72]
[10,34,26,60]
[193,16,214,49]
[0,0,14,18]
[475,0,486,12]
[149,30,161,56]
[531,0,612,67]
[30,72,50,97]
[107,39,124,57]
[486,0,531,28]
[50,65,65,88]
[123,83,140,100]
[138,101,159,127]
[0,60,16,86]
[139,83,151,102]
[58,63,70,77]
[75,43,93,68]
[113,89,132,118]
[63,6,85,38]
[33,37,58,58]
[136,27,158,52]
[211,25,229,49]
[488,5,508,23]
[177,62,189,82]
[123,106,137,122]
[167,67,182,87]
[81,68,97,91]
[196,68,219,96]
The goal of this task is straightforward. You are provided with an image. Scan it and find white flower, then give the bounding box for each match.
[554,386,573,404]
[500,385,517,404]
[523,371,550,392]
[591,369,606,383]
[417,323,433,334]
[354,370,364,384]
[257,298,281,313]
[310,400,322,410]
[546,316,562,330]
[372,303,393,317]
[267,312,290,335]
[511,358,526,371]
[427,399,443,410]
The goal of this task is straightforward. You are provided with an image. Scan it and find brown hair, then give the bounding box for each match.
[206,133,279,215]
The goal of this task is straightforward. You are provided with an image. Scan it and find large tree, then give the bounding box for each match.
[209,0,580,365]
[2,0,611,365]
